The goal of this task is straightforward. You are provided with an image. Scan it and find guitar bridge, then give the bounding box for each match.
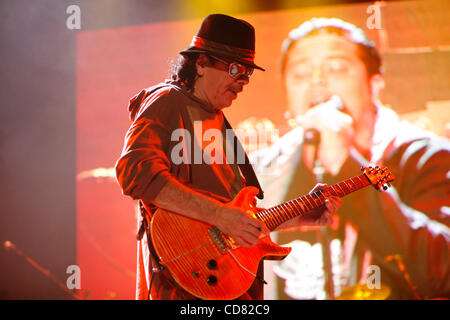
[208,227,238,253]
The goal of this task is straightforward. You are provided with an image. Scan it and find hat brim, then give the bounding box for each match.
[179,47,265,71]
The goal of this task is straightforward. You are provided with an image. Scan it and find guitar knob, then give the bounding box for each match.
[191,271,200,278]
[206,275,217,286]
[207,259,218,270]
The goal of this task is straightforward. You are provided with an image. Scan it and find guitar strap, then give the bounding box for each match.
[223,116,264,200]
[136,201,164,270]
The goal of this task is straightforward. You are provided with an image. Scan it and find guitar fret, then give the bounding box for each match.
[269,209,279,229]
[330,185,340,197]
[336,183,345,195]
[312,191,326,207]
[265,208,276,227]
[293,199,305,216]
[283,203,294,219]
[299,197,310,211]
[316,191,327,206]
[343,180,352,192]
[305,194,317,209]
[272,206,281,225]
[306,194,316,208]
[285,202,295,219]
[278,204,290,221]
[355,175,364,186]
[291,199,304,216]
[260,208,272,224]
[256,210,267,226]
[259,210,271,227]
[278,205,289,223]
[286,200,298,218]
[305,195,315,209]
[349,178,358,189]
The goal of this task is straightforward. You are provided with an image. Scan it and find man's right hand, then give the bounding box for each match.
[212,202,270,248]
[153,178,269,248]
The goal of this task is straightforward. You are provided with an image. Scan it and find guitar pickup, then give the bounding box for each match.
[208,227,238,253]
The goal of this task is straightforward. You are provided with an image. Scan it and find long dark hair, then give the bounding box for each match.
[170,53,218,91]
[168,53,195,91]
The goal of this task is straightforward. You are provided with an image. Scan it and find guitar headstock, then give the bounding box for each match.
[362,165,395,191]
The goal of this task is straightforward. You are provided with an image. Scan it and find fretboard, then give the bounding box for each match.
[256,173,371,231]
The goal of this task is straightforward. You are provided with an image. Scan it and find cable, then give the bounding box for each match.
[225,248,267,284]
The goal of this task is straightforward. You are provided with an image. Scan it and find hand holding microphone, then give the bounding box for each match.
[297,95,354,175]
[295,95,352,132]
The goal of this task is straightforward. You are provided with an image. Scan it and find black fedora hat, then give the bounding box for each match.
[180,14,265,71]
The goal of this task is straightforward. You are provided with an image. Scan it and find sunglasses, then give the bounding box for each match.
[210,56,254,79]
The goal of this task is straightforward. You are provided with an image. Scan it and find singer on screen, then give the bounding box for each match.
[251,18,450,300]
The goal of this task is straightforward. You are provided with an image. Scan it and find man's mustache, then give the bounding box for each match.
[228,85,243,93]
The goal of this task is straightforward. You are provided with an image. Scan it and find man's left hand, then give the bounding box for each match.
[298,183,342,226]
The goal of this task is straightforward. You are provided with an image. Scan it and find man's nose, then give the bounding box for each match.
[311,65,327,86]
[236,75,250,85]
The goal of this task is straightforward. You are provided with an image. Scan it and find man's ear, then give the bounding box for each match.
[196,54,209,76]
[369,73,385,101]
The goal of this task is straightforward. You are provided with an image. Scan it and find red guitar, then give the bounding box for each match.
[150,166,395,300]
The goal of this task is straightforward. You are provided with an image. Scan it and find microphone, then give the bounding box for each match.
[303,129,332,299]
[303,128,325,182]
[303,128,321,147]
[301,96,344,300]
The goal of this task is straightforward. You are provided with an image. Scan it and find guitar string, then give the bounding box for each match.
[257,174,369,228]
[161,240,214,265]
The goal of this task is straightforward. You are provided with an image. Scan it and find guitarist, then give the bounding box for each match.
[115,14,342,300]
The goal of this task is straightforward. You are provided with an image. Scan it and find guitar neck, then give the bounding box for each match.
[256,173,371,231]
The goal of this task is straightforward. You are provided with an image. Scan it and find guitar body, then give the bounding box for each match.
[150,166,394,300]
[150,187,291,300]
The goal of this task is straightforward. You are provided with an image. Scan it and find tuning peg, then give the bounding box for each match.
[361,166,365,171]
